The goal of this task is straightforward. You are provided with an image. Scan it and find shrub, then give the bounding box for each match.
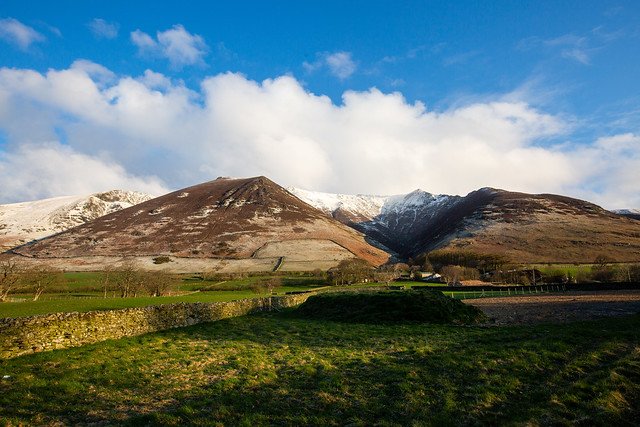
[152,256,172,265]
[293,290,487,324]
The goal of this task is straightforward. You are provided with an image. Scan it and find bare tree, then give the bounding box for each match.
[143,271,174,297]
[375,271,398,285]
[250,277,282,295]
[264,277,281,294]
[99,265,115,298]
[439,265,479,286]
[0,261,21,302]
[113,262,146,298]
[20,266,64,301]
[327,259,374,286]
[440,265,463,286]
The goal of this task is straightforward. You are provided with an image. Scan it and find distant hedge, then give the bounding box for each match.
[293,290,487,324]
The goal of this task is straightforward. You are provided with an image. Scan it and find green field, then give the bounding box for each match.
[0,310,638,425]
[534,263,594,277]
[0,271,568,318]
[0,272,330,318]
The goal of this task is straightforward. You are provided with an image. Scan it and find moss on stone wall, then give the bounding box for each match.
[0,293,312,359]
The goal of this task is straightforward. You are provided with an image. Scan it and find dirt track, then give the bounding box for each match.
[464,290,640,325]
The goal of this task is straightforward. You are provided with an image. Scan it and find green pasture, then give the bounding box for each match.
[1,270,571,318]
[0,310,638,425]
[0,271,330,318]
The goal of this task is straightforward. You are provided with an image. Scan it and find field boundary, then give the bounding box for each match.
[0,293,314,359]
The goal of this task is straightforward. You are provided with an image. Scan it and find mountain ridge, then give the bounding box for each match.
[5,180,640,266]
[292,186,640,263]
[0,190,153,251]
[12,177,389,267]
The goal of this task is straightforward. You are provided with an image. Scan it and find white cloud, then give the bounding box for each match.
[325,52,357,79]
[0,142,167,203]
[561,49,590,65]
[131,25,207,67]
[0,63,637,209]
[88,18,119,39]
[130,29,156,50]
[304,51,357,80]
[0,18,45,50]
[70,59,116,86]
[517,33,600,65]
[567,134,640,208]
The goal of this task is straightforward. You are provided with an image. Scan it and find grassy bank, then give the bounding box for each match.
[0,311,638,425]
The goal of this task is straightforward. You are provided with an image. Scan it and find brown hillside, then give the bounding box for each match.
[424,188,640,263]
[13,177,389,266]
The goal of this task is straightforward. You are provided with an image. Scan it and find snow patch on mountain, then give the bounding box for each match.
[613,208,640,215]
[287,188,389,220]
[290,187,455,222]
[289,187,462,256]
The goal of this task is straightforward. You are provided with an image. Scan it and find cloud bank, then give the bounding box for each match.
[0,62,638,208]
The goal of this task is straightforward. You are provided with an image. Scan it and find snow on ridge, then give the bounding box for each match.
[287,188,389,219]
[0,190,154,250]
[289,187,455,221]
[613,208,640,215]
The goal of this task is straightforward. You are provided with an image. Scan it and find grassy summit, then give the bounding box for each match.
[293,290,487,324]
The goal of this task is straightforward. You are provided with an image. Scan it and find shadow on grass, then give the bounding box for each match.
[0,312,639,425]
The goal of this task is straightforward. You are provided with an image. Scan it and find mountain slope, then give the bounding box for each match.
[14,177,389,266]
[0,190,153,251]
[294,187,640,263]
[428,189,640,263]
[290,188,462,257]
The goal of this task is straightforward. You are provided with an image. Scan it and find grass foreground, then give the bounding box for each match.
[1,310,639,425]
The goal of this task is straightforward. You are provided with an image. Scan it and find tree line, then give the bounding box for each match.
[0,261,176,302]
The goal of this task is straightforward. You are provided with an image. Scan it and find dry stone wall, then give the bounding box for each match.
[0,293,312,359]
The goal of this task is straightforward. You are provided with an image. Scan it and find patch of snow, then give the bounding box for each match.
[613,208,640,215]
[190,206,217,219]
[288,187,389,219]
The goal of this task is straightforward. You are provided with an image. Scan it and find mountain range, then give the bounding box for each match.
[10,177,389,268]
[3,177,640,268]
[292,187,640,263]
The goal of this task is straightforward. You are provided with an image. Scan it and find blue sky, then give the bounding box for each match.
[0,0,639,208]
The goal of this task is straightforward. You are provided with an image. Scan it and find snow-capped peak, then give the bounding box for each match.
[288,187,455,222]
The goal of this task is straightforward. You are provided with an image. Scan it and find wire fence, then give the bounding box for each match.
[439,284,567,300]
